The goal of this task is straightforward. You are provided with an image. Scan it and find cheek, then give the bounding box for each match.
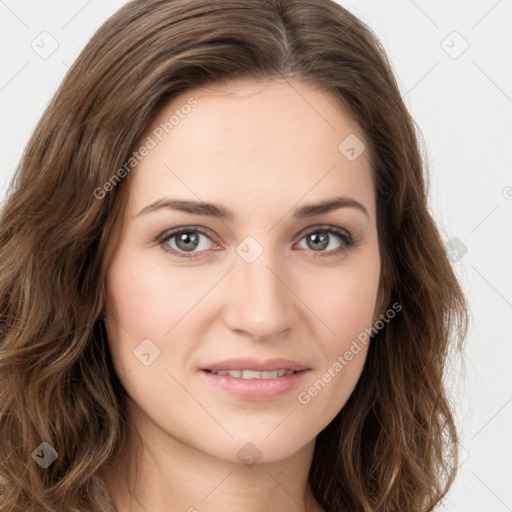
[302,255,381,349]
[103,250,224,383]
[103,252,172,378]
[105,250,208,337]
[103,253,196,409]
[294,252,379,410]
[294,265,379,430]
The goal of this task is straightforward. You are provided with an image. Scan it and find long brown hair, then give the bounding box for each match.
[0,0,468,510]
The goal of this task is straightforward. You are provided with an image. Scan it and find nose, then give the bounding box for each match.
[222,245,296,341]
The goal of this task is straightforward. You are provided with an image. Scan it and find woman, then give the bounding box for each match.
[0,0,468,511]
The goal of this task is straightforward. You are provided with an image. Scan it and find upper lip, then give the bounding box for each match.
[202,357,310,372]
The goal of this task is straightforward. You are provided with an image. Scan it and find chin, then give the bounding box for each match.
[191,423,318,467]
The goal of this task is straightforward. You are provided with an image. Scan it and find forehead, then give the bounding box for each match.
[126,79,375,223]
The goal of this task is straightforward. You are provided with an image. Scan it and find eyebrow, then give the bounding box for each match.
[136,195,369,220]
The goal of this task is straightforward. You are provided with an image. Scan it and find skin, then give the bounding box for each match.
[97,78,384,512]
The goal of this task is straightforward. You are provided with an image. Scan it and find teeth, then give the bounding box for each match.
[211,369,296,379]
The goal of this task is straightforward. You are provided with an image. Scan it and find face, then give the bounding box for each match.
[104,78,383,465]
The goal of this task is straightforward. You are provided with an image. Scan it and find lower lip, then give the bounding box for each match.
[200,370,310,401]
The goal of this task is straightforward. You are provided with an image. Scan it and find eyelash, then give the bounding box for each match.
[156,225,357,260]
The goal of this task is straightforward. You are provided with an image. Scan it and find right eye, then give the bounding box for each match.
[157,227,220,259]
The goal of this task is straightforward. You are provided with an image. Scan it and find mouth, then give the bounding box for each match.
[199,358,310,400]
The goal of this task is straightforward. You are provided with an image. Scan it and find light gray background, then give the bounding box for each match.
[1,1,511,510]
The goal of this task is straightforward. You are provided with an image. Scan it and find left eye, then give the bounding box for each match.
[157,225,355,259]
[297,226,353,254]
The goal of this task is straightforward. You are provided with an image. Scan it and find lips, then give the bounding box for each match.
[199,357,311,400]
[200,368,309,401]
